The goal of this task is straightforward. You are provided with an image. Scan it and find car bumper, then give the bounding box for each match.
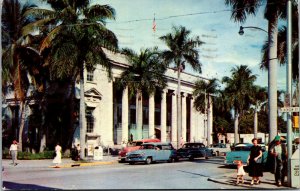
[125,156,147,162]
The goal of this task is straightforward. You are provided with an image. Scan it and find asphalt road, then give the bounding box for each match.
[3,157,242,190]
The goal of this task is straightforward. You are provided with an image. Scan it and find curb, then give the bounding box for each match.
[49,160,118,168]
[207,177,291,189]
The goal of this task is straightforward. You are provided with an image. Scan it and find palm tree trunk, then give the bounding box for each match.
[79,67,86,159]
[254,105,258,139]
[268,19,278,143]
[18,101,26,151]
[177,69,182,149]
[234,111,239,145]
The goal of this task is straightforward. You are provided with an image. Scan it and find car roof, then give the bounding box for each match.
[132,138,160,143]
[235,143,253,147]
[142,142,171,146]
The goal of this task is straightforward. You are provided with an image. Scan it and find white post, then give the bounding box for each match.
[190,97,195,142]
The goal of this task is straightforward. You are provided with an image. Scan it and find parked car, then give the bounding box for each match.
[224,143,268,166]
[209,143,231,156]
[118,138,160,162]
[125,142,178,165]
[177,142,213,160]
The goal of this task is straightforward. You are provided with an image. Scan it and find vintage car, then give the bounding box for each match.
[224,143,268,166]
[125,142,178,165]
[209,143,231,156]
[177,142,213,160]
[118,138,160,162]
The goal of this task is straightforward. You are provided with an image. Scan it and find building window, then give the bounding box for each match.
[86,107,94,133]
[87,71,94,82]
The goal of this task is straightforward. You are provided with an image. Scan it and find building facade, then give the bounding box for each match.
[73,50,213,149]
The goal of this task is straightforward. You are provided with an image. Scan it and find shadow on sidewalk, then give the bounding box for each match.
[3,181,60,190]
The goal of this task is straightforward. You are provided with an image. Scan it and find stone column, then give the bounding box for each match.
[161,90,167,142]
[149,94,155,139]
[121,87,129,143]
[136,92,143,140]
[171,91,177,147]
[190,97,195,142]
[181,93,187,142]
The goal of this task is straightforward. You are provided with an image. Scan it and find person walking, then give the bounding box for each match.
[9,140,18,166]
[247,138,263,185]
[53,143,62,167]
[269,135,287,187]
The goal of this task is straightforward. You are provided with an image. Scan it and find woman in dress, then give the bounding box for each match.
[53,143,62,167]
[247,138,263,185]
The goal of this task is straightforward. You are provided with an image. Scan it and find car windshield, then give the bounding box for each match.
[183,144,203,148]
[234,146,252,151]
[141,145,155,149]
[128,141,143,147]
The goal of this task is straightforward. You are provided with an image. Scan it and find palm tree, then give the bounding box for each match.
[160,25,204,148]
[252,86,268,138]
[1,0,41,151]
[225,0,287,143]
[117,48,167,140]
[193,78,220,144]
[222,65,257,144]
[27,0,118,159]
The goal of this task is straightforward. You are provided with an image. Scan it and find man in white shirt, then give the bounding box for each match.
[9,140,18,166]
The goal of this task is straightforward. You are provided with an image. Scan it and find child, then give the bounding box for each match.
[235,160,245,184]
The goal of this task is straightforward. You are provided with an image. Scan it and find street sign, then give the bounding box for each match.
[280,107,300,112]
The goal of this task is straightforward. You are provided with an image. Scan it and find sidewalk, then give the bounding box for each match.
[2,155,119,169]
[208,171,296,189]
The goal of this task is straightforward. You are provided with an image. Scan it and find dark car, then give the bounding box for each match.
[177,142,213,160]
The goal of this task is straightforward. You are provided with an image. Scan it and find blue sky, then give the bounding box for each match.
[34,0,288,90]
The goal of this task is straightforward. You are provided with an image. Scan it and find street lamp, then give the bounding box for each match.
[238,26,268,35]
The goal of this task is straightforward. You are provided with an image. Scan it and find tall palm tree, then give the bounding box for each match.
[193,78,220,144]
[222,65,257,144]
[225,0,286,143]
[1,0,41,151]
[252,86,268,138]
[160,25,204,148]
[27,0,118,158]
[117,48,167,140]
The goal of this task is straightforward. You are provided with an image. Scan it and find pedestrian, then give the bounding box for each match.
[235,160,245,184]
[9,140,18,166]
[53,143,62,167]
[247,138,263,185]
[180,137,185,148]
[269,135,287,187]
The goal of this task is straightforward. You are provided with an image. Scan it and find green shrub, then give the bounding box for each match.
[2,150,56,160]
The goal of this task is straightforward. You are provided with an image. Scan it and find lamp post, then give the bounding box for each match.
[238,25,278,145]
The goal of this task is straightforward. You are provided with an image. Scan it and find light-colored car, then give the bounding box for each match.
[209,143,231,156]
[224,143,267,166]
[118,138,160,162]
[125,142,178,165]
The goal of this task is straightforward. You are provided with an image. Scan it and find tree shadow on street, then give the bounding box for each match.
[3,181,61,190]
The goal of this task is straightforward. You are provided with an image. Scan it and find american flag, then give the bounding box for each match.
[152,17,156,32]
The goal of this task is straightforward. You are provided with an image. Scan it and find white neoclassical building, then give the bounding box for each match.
[73,50,213,149]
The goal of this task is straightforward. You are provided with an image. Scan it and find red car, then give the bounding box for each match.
[118,138,160,162]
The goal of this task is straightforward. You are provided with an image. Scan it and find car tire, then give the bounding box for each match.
[145,157,152,165]
[189,156,194,161]
[168,157,175,163]
[129,162,135,165]
[216,151,219,156]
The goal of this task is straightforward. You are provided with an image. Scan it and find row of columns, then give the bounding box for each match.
[121,87,206,146]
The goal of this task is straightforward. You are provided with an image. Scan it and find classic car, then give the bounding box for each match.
[125,142,178,165]
[224,143,268,166]
[209,143,231,156]
[177,142,213,160]
[118,138,160,162]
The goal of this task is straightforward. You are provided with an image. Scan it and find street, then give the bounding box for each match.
[3,157,242,190]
